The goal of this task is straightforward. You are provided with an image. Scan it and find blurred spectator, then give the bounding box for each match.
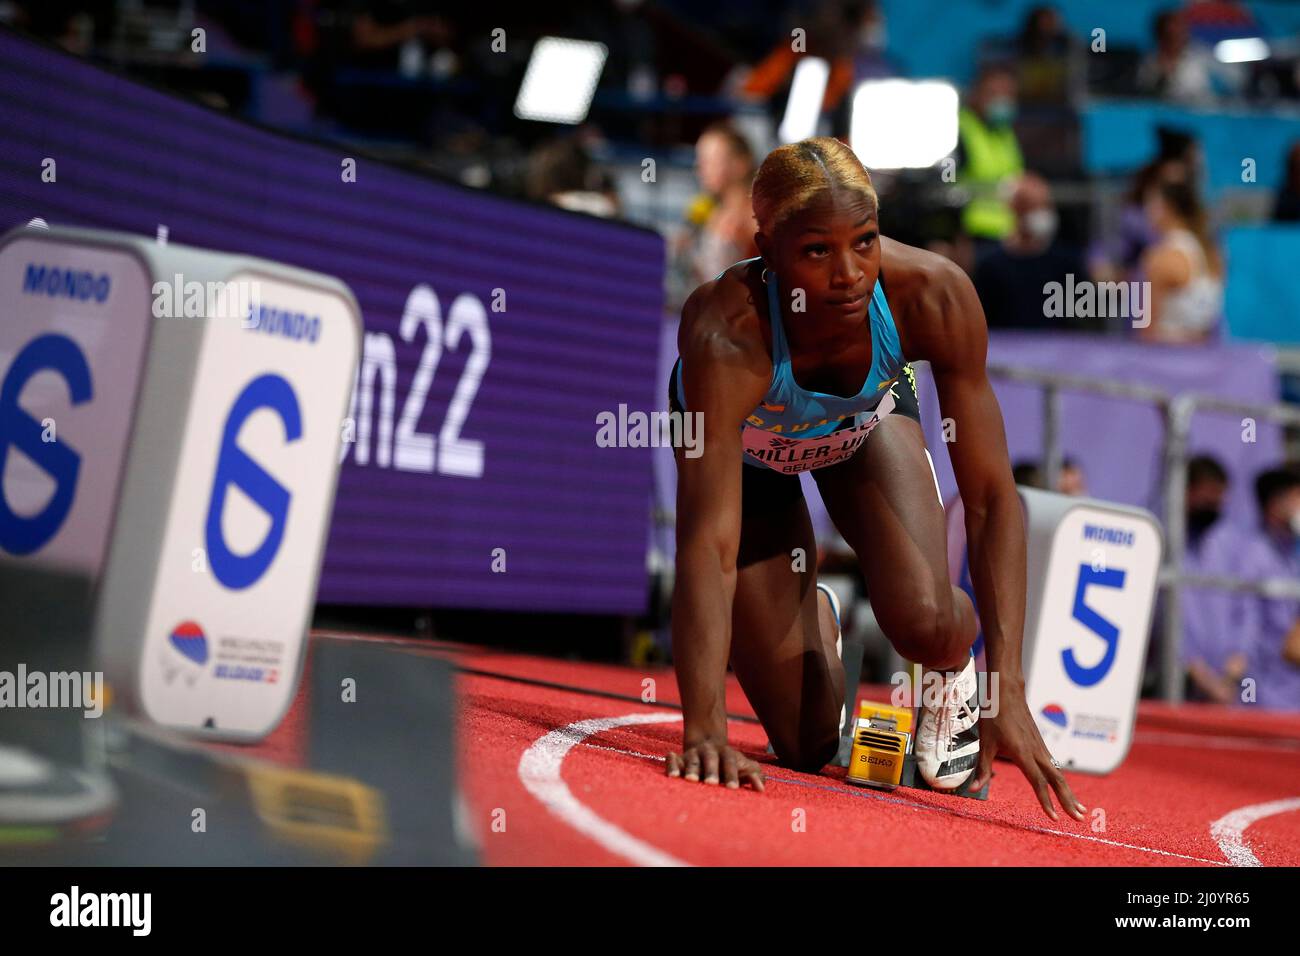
[957,62,1024,249]
[1057,456,1087,496]
[1012,460,1045,488]
[310,2,459,139]
[1136,7,1216,104]
[738,0,871,114]
[344,2,451,75]
[525,136,620,218]
[1180,455,1251,703]
[1272,141,1300,223]
[677,122,758,289]
[974,172,1090,331]
[6,0,100,54]
[1091,129,1201,284]
[1238,467,1300,710]
[1008,456,1084,493]
[1185,454,1229,546]
[1093,161,1175,285]
[848,0,896,83]
[1138,176,1224,343]
[1014,5,1074,105]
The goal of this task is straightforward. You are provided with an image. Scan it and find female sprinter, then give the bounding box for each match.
[664,137,1085,822]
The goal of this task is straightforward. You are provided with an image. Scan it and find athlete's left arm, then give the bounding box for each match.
[914,258,1087,822]
[917,264,1024,690]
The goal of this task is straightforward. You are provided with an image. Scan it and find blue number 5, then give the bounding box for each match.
[1064,564,1125,687]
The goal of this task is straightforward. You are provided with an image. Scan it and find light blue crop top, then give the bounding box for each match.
[672,258,906,473]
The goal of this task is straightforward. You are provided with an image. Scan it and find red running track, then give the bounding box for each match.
[256,633,1300,867]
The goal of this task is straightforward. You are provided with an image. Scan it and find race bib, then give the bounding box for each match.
[742,388,896,474]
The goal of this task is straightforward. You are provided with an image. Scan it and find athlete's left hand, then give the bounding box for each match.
[968,681,1087,822]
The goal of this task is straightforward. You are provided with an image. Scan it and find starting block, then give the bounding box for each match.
[843,699,990,801]
[0,224,360,740]
[833,634,987,800]
[833,484,1162,796]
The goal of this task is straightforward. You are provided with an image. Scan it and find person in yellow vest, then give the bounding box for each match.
[957,63,1024,249]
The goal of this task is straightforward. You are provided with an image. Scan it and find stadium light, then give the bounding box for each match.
[849,79,958,169]
[1214,37,1270,63]
[514,37,608,124]
[778,57,830,144]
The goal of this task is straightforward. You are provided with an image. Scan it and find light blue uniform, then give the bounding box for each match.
[671,258,910,475]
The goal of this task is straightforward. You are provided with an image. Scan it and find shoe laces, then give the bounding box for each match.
[934,671,972,761]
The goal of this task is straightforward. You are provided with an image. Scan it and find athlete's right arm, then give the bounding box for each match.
[666,280,769,789]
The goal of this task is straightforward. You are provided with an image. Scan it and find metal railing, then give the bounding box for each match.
[986,362,1300,703]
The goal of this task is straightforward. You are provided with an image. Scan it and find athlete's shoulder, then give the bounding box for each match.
[880,236,983,364]
[678,260,766,365]
[881,236,972,305]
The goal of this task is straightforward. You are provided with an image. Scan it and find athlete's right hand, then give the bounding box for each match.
[666,741,765,791]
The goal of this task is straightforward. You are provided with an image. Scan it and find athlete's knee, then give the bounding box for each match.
[773,729,840,774]
[769,701,842,773]
[887,590,965,667]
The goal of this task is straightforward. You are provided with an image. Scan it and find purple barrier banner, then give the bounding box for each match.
[915,333,1285,530]
[0,30,665,613]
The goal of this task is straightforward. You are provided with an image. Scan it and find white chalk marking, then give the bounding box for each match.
[518,712,688,867]
[1210,797,1300,867]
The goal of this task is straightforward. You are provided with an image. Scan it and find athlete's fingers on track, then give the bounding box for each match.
[721,748,739,788]
[1023,763,1060,821]
[682,747,702,782]
[1044,761,1087,820]
[968,747,995,793]
[666,752,682,777]
[700,746,720,785]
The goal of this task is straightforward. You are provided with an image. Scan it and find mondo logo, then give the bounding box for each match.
[21,263,111,303]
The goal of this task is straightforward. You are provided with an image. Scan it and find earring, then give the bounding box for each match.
[761,266,774,285]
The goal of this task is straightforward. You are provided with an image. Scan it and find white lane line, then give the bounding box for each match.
[518,712,688,867]
[1002,823,1227,865]
[583,742,664,761]
[580,739,1229,865]
[1210,797,1300,867]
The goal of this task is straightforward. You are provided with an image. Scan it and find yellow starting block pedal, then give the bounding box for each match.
[845,701,912,790]
[244,765,389,865]
[844,700,990,800]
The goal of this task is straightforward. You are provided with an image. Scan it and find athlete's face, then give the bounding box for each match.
[758,192,880,323]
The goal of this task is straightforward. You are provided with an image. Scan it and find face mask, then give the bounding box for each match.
[1023,208,1057,242]
[985,98,1016,126]
[1187,507,1220,538]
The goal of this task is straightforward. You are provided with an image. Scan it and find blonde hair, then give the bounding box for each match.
[751,137,877,235]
